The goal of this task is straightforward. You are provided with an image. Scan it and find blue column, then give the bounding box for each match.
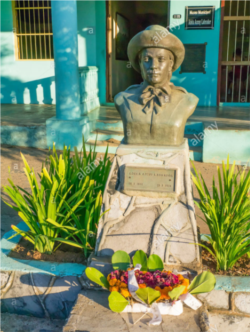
[51,0,80,120]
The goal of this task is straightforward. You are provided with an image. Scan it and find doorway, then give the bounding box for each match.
[218,0,250,103]
[106,1,170,102]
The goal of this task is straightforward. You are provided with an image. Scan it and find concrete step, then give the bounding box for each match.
[94,119,123,132]
[88,132,123,142]
[92,129,123,136]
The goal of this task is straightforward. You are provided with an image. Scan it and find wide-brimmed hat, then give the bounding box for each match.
[127,25,185,73]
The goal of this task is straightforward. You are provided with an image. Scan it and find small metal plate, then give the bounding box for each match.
[124,165,176,193]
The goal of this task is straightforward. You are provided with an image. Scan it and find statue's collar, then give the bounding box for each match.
[141,81,172,96]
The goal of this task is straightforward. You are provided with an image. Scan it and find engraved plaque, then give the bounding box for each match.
[124,165,176,193]
[185,6,215,30]
[180,43,207,74]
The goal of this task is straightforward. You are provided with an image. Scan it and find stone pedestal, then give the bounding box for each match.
[95,139,201,271]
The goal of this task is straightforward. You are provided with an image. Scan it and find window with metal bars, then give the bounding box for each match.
[220,0,250,103]
[12,0,53,60]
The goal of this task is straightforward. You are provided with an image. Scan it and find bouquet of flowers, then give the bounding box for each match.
[86,250,216,315]
[107,268,189,302]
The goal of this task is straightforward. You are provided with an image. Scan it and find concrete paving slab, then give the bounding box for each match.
[0,313,65,332]
[63,290,201,332]
[209,313,250,332]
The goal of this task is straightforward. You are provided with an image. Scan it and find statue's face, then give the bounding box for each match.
[139,48,174,87]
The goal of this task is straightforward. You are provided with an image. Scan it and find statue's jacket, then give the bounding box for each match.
[114,82,199,146]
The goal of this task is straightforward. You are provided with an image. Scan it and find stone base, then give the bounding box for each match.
[95,139,201,270]
[46,116,93,150]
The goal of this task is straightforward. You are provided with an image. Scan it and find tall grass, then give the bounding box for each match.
[3,137,111,256]
[192,157,250,271]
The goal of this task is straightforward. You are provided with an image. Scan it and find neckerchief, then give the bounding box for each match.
[139,85,170,115]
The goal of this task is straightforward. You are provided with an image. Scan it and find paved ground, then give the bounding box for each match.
[1,144,250,331]
[62,290,250,332]
[0,313,65,332]
[209,313,250,332]
[2,292,250,332]
[63,290,201,332]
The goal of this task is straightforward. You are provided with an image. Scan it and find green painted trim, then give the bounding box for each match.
[199,234,250,292]
[215,275,250,292]
[1,222,86,276]
[101,103,115,107]
[219,103,250,107]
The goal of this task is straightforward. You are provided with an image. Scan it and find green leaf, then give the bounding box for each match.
[188,271,216,295]
[168,285,186,301]
[3,135,111,257]
[55,238,85,249]
[85,267,109,289]
[135,287,161,305]
[8,225,35,244]
[112,250,131,271]
[108,291,129,313]
[133,250,148,271]
[247,252,250,258]
[34,234,53,254]
[147,254,164,271]
[191,159,250,271]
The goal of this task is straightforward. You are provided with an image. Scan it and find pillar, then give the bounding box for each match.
[52,0,80,120]
[46,0,92,149]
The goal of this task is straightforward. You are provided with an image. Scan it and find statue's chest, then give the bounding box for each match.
[122,93,184,126]
[119,93,188,146]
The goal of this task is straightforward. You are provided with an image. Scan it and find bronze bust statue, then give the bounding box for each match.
[114,25,199,146]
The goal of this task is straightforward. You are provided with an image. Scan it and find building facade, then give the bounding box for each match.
[1,1,250,164]
[2,0,249,107]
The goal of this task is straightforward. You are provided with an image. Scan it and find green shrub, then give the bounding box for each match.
[3,137,111,256]
[44,135,111,196]
[3,153,92,254]
[192,157,250,271]
[44,137,111,255]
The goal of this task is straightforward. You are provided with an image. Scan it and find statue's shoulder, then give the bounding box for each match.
[171,84,188,95]
[125,84,142,93]
[114,84,142,107]
[186,92,199,106]
[171,84,199,106]
[114,91,124,106]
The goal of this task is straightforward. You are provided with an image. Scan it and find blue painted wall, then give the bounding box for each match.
[77,1,97,67]
[95,1,106,105]
[169,1,221,106]
[1,0,106,105]
[1,0,55,104]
